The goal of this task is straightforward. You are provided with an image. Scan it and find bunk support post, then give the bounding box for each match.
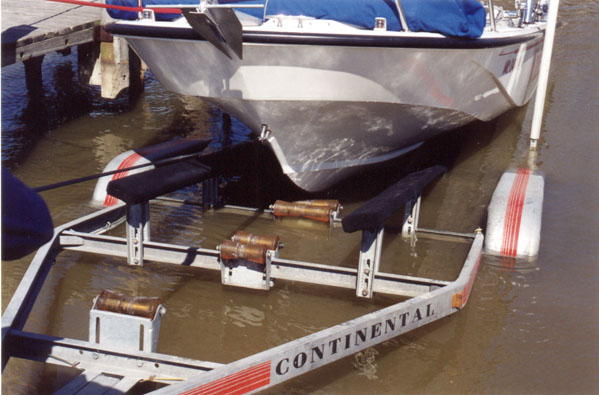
[356,226,384,298]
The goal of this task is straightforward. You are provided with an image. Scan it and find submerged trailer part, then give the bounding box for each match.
[271,200,334,223]
[218,240,268,265]
[218,240,274,290]
[94,290,163,319]
[293,199,341,211]
[90,290,166,353]
[2,165,488,394]
[485,169,544,258]
[231,230,281,251]
[92,138,210,206]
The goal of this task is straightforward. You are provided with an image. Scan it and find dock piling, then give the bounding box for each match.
[2,0,145,102]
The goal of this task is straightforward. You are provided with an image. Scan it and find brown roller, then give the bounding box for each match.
[94,290,163,319]
[231,230,280,250]
[271,200,332,223]
[293,199,340,211]
[219,240,267,265]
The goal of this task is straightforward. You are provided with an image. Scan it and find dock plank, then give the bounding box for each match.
[2,0,103,66]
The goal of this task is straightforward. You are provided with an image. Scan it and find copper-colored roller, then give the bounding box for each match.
[231,230,280,250]
[271,200,331,223]
[218,240,267,265]
[94,290,163,319]
[294,199,341,211]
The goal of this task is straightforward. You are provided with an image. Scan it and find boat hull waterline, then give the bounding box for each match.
[114,25,544,191]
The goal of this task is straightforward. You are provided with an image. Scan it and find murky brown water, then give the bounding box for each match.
[2,1,598,394]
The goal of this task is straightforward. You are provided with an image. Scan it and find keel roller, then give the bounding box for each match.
[270,200,340,223]
[90,290,166,354]
[218,239,274,290]
[94,290,164,319]
[218,240,268,265]
[485,169,544,259]
[293,199,342,211]
[231,230,281,251]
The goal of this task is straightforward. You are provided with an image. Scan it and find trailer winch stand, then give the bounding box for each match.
[2,165,484,394]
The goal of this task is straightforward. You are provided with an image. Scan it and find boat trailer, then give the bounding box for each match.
[1,152,543,394]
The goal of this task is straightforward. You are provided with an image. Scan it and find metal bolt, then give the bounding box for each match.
[362,290,368,296]
[92,353,99,360]
[364,269,370,275]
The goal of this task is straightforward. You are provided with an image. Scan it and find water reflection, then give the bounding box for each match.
[2,53,106,168]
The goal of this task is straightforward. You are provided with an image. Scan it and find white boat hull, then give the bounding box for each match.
[119,27,544,190]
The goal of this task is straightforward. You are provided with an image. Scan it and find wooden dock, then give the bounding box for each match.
[1,0,102,67]
[1,0,145,100]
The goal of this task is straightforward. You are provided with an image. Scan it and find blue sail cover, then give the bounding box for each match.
[107,0,486,38]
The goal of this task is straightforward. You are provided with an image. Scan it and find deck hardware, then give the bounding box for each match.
[174,0,265,59]
[141,9,155,21]
[393,0,410,32]
[487,0,497,31]
[523,0,535,24]
[259,124,271,141]
[374,17,387,31]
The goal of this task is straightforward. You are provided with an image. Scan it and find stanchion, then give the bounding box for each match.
[530,0,560,148]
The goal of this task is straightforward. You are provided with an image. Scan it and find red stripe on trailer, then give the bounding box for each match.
[461,252,481,306]
[180,361,271,395]
[452,249,482,309]
[501,169,530,257]
[103,152,142,206]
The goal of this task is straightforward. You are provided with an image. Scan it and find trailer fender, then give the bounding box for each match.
[485,169,544,259]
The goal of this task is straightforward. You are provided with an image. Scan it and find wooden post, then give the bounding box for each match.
[100,37,128,99]
[127,45,145,105]
[95,36,145,101]
[77,41,101,85]
[23,55,45,98]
